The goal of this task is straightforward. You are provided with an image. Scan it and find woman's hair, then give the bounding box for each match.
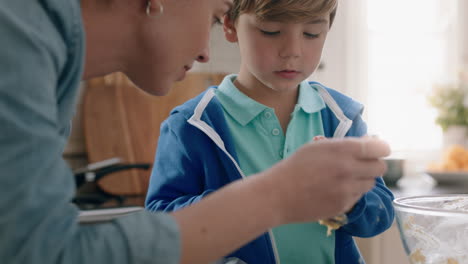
[228,0,338,27]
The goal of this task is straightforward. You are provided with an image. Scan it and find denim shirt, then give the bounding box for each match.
[0,1,180,263]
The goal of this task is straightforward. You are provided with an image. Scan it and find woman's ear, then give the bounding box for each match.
[145,0,164,17]
[223,15,238,43]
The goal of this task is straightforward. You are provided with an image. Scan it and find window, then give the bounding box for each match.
[320,0,461,165]
[365,0,460,152]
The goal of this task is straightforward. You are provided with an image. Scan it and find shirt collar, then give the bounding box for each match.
[297,80,326,114]
[216,75,268,126]
[216,75,325,126]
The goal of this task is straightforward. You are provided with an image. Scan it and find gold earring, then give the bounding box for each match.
[146,1,164,18]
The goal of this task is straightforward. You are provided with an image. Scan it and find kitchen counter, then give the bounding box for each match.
[389,183,468,198]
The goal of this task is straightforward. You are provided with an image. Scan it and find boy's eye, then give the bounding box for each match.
[304,32,320,39]
[260,30,280,36]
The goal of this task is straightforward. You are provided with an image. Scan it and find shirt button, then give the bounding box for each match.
[264,112,272,119]
[272,128,280,136]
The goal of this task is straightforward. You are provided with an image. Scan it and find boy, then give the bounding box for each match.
[146,0,394,263]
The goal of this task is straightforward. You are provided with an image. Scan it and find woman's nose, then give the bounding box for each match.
[196,47,210,63]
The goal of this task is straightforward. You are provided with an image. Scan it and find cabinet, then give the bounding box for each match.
[65,73,226,206]
[356,222,410,264]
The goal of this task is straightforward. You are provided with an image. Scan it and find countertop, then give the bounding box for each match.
[389,183,468,198]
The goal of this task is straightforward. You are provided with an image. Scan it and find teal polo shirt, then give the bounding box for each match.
[215,75,335,264]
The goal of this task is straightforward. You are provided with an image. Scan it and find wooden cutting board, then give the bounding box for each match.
[82,72,226,198]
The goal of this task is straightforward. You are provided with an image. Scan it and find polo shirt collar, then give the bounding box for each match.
[216,75,267,126]
[216,75,325,126]
[297,80,326,114]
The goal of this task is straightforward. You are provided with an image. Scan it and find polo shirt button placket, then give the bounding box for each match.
[272,128,280,136]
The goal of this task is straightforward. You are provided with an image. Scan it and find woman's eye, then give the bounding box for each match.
[260,30,280,36]
[212,17,223,26]
[304,32,320,39]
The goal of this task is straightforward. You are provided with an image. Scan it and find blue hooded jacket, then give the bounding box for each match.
[146,82,395,264]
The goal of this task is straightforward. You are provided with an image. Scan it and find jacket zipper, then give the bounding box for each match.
[188,89,281,264]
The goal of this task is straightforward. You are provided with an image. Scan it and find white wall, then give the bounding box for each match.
[459,0,468,66]
[192,26,241,74]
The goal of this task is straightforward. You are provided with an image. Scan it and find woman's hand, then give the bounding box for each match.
[260,137,390,226]
[173,137,389,264]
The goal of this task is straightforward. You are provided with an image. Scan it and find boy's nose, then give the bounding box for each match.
[279,38,301,59]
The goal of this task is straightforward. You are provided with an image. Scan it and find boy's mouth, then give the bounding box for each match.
[275,70,301,79]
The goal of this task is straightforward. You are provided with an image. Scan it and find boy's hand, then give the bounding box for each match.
[312,135,326,141]
[261,137,390,226]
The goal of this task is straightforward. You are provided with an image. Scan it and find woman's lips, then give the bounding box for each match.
[176,66,191,81]
[275,70,300,79]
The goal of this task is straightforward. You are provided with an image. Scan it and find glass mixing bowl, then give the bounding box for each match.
[393,195,468,264]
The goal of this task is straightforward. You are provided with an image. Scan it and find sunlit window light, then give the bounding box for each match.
[364,0,459,153]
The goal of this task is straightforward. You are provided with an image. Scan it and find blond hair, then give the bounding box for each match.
[229,0,338,27]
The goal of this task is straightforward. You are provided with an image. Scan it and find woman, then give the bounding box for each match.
[0,0,390,263]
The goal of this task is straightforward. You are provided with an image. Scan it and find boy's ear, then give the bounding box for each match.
[223,15,238,43]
